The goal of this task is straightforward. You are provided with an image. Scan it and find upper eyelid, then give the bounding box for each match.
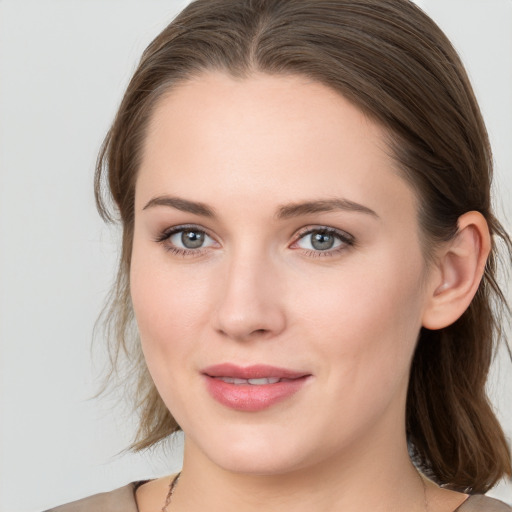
[293,225,354,241]
[155,225,218,255]
[157,223,215,241]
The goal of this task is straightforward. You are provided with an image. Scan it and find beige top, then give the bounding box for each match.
[44,482,512,512]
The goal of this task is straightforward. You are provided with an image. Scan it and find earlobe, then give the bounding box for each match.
[422,211,491,330]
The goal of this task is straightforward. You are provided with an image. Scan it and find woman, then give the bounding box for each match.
[47,0,512,510]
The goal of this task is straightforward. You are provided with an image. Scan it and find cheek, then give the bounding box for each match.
[130,241,212,364]
[132,269,203,339]
[129,247,215,418]
[293,250,426,385]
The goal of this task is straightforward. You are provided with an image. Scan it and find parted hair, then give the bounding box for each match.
[95,0,512,493]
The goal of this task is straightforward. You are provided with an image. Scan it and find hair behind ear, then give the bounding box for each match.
[407,321,510,493]
[407,212,511,492]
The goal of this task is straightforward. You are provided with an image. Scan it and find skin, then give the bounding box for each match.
[131,72,486,512]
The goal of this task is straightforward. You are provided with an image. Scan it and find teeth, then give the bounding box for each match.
[217,377,281,385]
[217,377,236,384]
[248,377,280,385]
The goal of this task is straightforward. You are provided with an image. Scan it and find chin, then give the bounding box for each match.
[188,423,321,476]
[214,449,307,476]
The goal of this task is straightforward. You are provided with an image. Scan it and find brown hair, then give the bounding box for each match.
[95,0,512,493]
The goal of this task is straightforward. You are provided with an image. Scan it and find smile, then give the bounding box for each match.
[202,364,311,412]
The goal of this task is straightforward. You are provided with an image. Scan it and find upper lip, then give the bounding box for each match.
[202,363,310,380]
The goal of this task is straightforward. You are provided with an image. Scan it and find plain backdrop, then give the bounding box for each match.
[0,1,511,511]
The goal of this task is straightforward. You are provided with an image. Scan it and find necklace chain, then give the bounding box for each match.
[160,471,430,512]
[161,472,181,512]
[421,473,430,512]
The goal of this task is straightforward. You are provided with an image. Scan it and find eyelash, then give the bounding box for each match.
[154,224,215,257]
[291,226,355,258]
[154,224,355,258]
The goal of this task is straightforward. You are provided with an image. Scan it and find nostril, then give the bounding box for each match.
[214,299,286,340]
[217,327,270,341]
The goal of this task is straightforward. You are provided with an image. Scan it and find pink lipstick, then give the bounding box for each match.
[202,363,311,412]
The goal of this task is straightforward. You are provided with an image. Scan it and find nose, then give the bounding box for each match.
[213,251,287,342]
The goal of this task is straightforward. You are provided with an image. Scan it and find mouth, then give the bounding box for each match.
[212,376,293,385]
[202,363,310,380]
[202,363,312,411]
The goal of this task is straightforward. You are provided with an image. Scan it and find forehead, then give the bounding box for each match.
[137,71,416,219]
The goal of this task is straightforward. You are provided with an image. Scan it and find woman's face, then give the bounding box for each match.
[131,72,436,474]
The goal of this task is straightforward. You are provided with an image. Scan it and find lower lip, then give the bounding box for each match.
[204,376,309,412]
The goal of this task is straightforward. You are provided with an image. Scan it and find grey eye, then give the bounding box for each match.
[181,230,205,248]
[296,229,347,251]
[169,229,214,250]
[310,232,336,250]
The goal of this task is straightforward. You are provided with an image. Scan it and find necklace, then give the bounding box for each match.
[160,471,430,512]
[161,472,181,512]
[420,472,430,512]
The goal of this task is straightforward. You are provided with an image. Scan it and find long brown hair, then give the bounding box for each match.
[95,0,512,493]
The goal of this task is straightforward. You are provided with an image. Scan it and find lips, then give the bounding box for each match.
[203,363,308,380]
[202,363,311,411]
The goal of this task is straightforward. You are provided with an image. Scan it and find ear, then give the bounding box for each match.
[421,211,491,330]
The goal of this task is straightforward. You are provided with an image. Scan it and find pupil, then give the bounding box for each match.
[311,232,334,250]
[181,230,204,249]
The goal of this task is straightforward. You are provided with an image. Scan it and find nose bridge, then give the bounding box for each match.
[214,241,286,340]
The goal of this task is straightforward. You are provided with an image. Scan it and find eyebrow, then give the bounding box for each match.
[142,195,378,220]
[143,196,215,217]
[276,198,379,219]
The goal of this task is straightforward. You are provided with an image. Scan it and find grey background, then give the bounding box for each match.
[0,1,511,510]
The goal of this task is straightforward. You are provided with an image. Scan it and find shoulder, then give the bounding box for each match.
[42,482,141,512]
[457,494,512,511]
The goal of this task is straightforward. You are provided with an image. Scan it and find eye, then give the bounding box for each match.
[293,227,353,254]
[156,225,217,255]
[170,229,212,249]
